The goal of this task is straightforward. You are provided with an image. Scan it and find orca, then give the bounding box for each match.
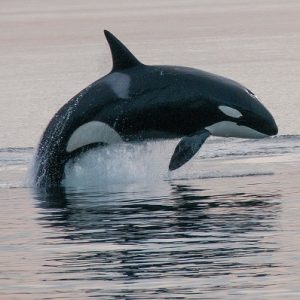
[34,30,278,187]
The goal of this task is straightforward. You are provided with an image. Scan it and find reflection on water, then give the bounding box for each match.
[1,0,300,297]
[32,181,281,298]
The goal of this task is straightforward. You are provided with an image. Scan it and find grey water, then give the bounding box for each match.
[1,1,300,299]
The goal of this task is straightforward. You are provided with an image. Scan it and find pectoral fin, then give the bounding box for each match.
[169,129,210,171]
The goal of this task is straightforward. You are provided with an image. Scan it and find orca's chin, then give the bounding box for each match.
[267,122,278,136]
[259,119,278,136]
[205,121,268,139]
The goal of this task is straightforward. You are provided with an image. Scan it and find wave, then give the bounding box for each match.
[0,147,34,153]
[0,135,299,188]
[0,147,33,167]
[203,135,300,159]
[0,135,300,161]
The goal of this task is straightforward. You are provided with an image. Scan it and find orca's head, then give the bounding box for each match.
[236,88,278,136]
[205,83,278,139]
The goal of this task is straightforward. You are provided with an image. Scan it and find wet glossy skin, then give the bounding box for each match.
[34,31,277,187]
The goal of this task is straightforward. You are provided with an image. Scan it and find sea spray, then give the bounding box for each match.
[63,141,176,188]
[25,135,297,189]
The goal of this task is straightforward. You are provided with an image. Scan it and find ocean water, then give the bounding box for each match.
[1,0,300,299]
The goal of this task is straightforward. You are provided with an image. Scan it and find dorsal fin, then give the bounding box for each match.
[104,30,142,72]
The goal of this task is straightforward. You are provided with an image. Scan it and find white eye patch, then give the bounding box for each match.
[218,105,242,118]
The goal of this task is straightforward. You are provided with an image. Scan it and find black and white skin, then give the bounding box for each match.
[34,30,278,187]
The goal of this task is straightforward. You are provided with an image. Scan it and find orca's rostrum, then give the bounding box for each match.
[34,30,278,186]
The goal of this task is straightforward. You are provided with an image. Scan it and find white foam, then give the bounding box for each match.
[63,138,276,188]
[63,141,173,188]
[25,136,287,189]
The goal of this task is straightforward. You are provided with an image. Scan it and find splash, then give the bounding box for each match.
[63,141,175,188]
[2,135,294,189]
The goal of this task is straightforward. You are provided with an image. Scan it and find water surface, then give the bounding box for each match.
[1,0,300,299]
